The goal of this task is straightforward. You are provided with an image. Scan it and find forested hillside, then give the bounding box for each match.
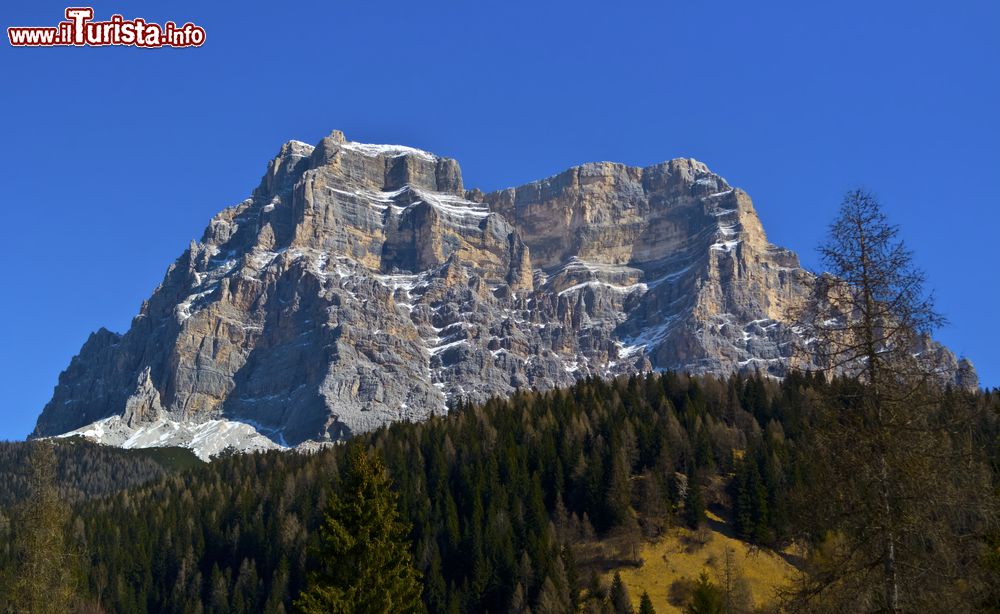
[0,438,200,508]
[2,371,998,612]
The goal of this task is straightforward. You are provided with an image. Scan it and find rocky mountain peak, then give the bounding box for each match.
[34,133,976,458]
[304,130,463,196]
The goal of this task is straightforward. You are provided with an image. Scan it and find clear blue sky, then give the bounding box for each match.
[1,1,997,440]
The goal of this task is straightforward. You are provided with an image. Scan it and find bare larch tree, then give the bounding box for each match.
[786,189,995,613]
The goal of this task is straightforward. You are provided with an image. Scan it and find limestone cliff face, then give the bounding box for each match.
[32,132,976,446]
[483,159,812,376]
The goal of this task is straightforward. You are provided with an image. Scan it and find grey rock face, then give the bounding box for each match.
[32,132,977,446]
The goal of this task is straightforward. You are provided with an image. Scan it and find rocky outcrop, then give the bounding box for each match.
[32,131,976,450]
[483,159,812,377]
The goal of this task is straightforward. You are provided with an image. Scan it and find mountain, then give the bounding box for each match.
[32,130,976,457]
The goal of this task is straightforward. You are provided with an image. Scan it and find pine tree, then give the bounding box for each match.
[608,572,633,614]
[263,558,290,614]
[210,564,230,613]
[605,444,633,527]
[294,442,424,613]
[683,474,705,529]
[509,582,530,613]
[638,591,657,614]
[731,460,753,539]
[535,574,571,614]
[686,572,723,614]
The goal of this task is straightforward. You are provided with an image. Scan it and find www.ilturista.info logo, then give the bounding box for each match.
[8,8,205,48]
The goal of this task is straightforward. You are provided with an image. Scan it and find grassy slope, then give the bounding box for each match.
[607,511,797,613]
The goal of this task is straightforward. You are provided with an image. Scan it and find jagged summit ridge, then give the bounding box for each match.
[33,131,975,457]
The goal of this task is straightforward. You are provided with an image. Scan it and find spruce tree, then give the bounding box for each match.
[683,474,705,529]
[731,461,754,539]
[608,572,634,614]
[638,591,657,614]
[686,572,723,614]
[294,442,424,614]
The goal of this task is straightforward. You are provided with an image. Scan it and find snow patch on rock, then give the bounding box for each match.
[53,415,288,461]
